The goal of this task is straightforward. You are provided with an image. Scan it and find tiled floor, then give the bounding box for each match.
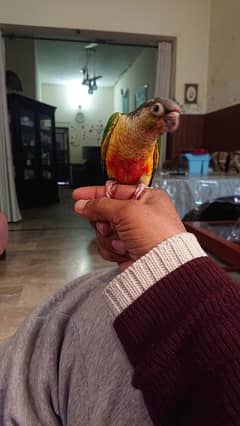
[0,186,111,342]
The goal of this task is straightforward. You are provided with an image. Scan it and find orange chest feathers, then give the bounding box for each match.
[105,152,154,185]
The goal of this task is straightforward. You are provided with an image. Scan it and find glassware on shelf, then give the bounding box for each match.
[20,110,36,175]
[23,138,35,147]
[42,170,52,179]
[40,118,51,131]
[24,168,35,180]
[194,180,218,208]
[39,114,53,179]
[20,115,34,127]
[199,222,240,244]
[41,152,51,166]
[160,179,177,204]
[226,223,240,243]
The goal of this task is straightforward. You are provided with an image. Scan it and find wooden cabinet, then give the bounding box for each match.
[8,94,59,207]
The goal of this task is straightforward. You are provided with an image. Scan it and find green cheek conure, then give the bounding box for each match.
[101,97,181,198]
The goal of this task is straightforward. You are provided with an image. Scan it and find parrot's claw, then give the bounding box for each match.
[133,183,148,199]
[105,181,148,199]
[105,180,117,198]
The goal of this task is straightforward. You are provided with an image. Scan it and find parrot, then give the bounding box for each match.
[101,97,181,198]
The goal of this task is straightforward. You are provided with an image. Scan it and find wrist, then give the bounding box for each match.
[118,260,134,272]
[104,232,206,316]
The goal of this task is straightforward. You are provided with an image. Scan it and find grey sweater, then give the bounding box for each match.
[0,267,152,426]
[0,233,206,425]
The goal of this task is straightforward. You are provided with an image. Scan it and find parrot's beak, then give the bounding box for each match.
[169,100,182,114]
[163,111,180,133]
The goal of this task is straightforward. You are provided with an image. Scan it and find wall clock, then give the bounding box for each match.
[184,84,198,104]
[75,106,85,124]
[75,111,85,124]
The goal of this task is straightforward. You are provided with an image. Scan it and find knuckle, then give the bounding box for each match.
[152,188,162,197]
[157,188,170,200]
[117,202,137,220]
[94,198,105,209]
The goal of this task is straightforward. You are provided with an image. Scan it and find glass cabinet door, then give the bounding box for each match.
[20,108,37,180]
[40,113,53,180]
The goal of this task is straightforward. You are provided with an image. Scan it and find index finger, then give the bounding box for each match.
[72,184,138,201]
[72,186,105,201]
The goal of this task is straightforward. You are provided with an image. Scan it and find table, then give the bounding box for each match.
[184,221,240,272]
[152,174,240,218]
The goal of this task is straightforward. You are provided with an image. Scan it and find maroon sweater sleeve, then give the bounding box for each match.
[114,257,240,426]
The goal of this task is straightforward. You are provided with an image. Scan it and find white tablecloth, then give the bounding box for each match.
[152,175,240,218]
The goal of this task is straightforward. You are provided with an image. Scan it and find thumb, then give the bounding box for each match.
[74,197,127,223]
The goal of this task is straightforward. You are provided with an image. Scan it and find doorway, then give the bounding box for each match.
[3,25,175,191]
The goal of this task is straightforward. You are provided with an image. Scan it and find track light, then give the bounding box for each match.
[88,83,94,94]
[92,79,98,91]
[81,47,102,94]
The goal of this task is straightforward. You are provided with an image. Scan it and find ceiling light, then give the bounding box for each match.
[81,47,102,94]
[67,80,92,109]
[88,83,94,95]
[92,79,98,91]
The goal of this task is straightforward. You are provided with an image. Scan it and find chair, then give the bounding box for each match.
[183,196,240,221]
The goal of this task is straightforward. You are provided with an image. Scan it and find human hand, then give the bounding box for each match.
[73,185,186,271]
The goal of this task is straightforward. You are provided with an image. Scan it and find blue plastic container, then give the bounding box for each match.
[182,153,210,176]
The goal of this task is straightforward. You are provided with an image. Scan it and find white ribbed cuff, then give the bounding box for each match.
[104,232,206,316]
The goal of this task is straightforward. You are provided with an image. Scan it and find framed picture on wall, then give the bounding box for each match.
[121,89,129,113]
[184,84,198,104]
[134,85,148,108]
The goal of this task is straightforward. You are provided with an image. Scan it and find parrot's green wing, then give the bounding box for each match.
[153,137,161,173]
[100,112,120,172]
[150,137,161,186]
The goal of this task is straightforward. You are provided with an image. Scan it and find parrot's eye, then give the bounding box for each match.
[150,103,164,117]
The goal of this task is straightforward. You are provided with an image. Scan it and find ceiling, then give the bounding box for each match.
[36,40,145,87]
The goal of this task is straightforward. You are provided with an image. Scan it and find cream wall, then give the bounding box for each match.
[5,38,36,98]
[41,83,113,163]
[114,48,156,112]
[207,0,240,112]
[1,0,211,113]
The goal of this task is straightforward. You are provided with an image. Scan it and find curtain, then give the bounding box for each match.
[0,32,21,222]
[154,42,173,170]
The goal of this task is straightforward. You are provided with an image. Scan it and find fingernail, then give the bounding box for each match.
[96,222,105,234]
[76,199,89,211]
[112,239,127,255]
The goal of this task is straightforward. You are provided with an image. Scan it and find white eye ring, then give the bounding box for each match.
[150,103,164,117]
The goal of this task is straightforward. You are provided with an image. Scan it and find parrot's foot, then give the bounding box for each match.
[105,181,148,199]
[105,180,117,198]
[133,183,148,199]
